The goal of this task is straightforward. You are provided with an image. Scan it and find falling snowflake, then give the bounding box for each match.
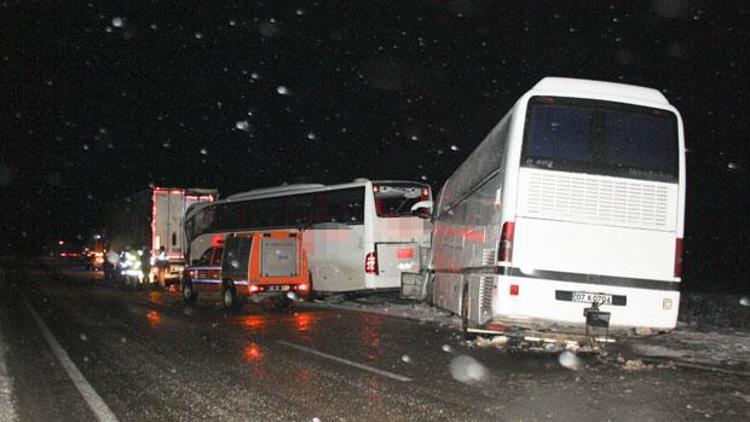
[236,120,250,131]
[112,17,124,28]
[449,355,488,385]
[450,144,459,151]
[200,148,208,155]
[277,85,290,95]
[558,351,583,370]
[307,132,317,140]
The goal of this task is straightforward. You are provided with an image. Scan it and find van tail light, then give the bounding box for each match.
[297,283,309,292]
[497,222,515,262]
[365,251,378,275]
[249,284,259,293]
[674,238,683,278]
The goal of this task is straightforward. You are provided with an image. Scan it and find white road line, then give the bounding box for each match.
[277,340,413,382]
[23,294,119,422]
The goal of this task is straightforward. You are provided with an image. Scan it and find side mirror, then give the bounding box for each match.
[410,200,433,219]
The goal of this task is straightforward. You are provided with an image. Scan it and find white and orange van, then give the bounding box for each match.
[181,230,310,309]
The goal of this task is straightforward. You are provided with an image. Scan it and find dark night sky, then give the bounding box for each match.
[1,1,748,292]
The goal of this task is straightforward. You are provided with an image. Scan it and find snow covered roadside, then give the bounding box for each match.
[625,324,750,373]
[310,291,750,372]
[309,293,461,328]
[0,268,18,422]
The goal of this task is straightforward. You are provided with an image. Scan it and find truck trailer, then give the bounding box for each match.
[103,187,217,285]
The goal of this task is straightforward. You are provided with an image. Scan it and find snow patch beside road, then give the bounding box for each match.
[0,334,17,422]
[311,293,460,327]
[0,268,18,422]
[311,291,750,373]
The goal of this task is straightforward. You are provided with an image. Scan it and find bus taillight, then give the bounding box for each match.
[497,222,515,262]
[674,238,683,278]
[365,252,378,275]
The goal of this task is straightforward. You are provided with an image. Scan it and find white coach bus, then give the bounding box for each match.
[431,77,685,335]
[184,179,432,294]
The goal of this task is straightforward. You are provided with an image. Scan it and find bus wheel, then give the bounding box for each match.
[461,284,470,339]
[182,279,197,305]
[222,283,239,310]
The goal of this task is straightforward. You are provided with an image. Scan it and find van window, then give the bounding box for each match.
[221,236,252,280]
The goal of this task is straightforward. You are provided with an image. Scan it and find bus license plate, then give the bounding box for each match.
[269,285,290,292]
[572,292,613,305]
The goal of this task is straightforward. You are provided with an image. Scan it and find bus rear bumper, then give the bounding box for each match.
[491,275,680,333]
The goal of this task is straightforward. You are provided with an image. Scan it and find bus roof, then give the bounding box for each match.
[530,77,670,106]
[226,179,430,202]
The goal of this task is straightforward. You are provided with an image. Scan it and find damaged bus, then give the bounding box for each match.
[184,179,432,295]
[430,77,685,337]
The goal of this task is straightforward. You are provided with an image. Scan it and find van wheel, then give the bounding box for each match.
[182,279,197,304]
[222,283,239,310]
[274,296,292,312]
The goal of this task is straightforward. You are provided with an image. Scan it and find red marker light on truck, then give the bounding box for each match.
[365,252,378,275]
[396,248,414,259]
[497,222,515,262]
[674,238,683,278]
[298,283,309,291]
[249,284,259,293]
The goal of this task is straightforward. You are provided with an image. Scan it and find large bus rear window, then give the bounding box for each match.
[522,96,679,182]
[374,183,430,218]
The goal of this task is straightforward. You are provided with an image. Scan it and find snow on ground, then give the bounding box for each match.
[0,269,18,422]
[312,291,750,372]
[311,293,461,328]
[625,324,750,372]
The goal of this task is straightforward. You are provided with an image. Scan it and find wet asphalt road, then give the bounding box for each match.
[0,259,748,421]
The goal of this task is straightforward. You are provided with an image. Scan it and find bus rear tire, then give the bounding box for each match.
[461,283,471,340]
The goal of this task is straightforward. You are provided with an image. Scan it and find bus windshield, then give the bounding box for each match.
[374,183,429,218]
[522,96,679,182]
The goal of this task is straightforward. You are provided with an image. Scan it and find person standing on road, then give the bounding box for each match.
[156,246,168,288]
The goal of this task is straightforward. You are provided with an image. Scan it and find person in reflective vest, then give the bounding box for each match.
[156,246,168,287]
